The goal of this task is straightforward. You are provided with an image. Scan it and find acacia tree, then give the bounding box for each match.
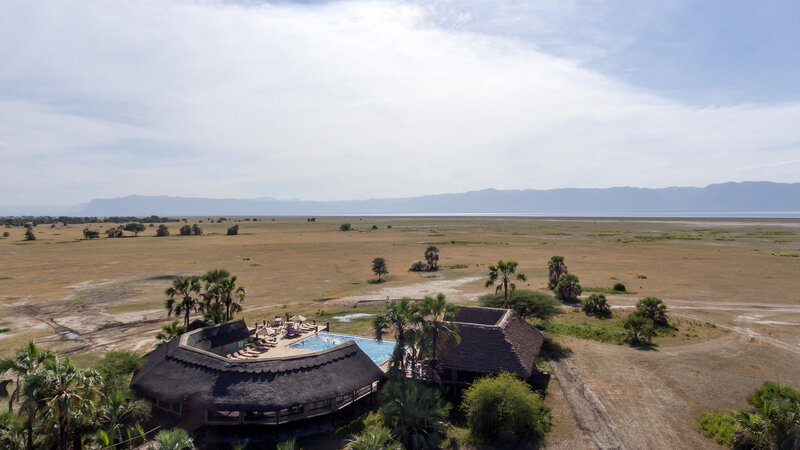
[123,223,145,237]
[547,256,567,290]
[485,260,527,303]
[372,257,389,282]
[424,246,439,271]
[164,276,202,328]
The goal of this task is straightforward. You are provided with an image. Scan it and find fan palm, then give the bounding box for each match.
[547,256,567,290]
[0,411,26,450]
[417,294,459,384]
[165,276,202,328]
[374,297,420,375]
[347,424,400,450]
[380,379,450,450]
[156,321,187,343]
[485,260,527,303]
[94,390,151,446]
[23,358,102,450]
[0,340,55,412]
[153,428,194,450]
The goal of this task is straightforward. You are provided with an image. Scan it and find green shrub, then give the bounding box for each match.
[227,224,239,235]
[462,372,551,447]
[339,223,352,231]
[612,282,626,292]
[479,290,562,321]
[698,411,735,447]
[82,228,100,239]
[409,260,427,272]
[536,320,624,344]
[179,224,191,235]
[582,293,612,318]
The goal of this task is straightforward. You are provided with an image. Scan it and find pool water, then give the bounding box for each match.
[290,332,396,365]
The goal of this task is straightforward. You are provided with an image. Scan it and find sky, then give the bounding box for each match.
[1,0,800,206]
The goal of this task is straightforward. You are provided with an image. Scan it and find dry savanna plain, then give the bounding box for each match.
[1,216,800,448]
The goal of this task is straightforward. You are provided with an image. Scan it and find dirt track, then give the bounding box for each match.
[544,349,627,449]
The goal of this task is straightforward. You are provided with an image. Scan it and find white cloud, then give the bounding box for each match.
[0,0,799,205]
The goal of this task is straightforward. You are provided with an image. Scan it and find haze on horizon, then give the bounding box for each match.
[2,0,800,207]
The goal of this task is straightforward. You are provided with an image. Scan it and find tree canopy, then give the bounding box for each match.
[479,289,562,321]
[372,257,389,282]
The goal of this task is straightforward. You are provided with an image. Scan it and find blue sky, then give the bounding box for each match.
[1,0,799,206]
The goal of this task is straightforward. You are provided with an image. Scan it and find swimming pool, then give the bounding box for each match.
[290,332,396,365]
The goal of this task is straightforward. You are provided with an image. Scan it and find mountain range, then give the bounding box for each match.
[5,181,796,217]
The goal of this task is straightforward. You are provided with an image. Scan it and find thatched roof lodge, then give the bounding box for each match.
[131,319,385,429]
[439,306,544,386]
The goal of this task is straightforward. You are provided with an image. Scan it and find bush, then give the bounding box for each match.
[479,290,562,321]
[227,224,239,235]
[191,224,203,235]
[24,228,35,241]
[179,224,191,235]
[156,224,170,237]
[409,260,427,272]
[636,296,668,326]
[339,223,352,231]
[371,224,378,230]
[94,350,144,395]
[612,282,626,292]
[462,372,551,447]
[698,411,735,447]
[554,273,581,301]
[82,228,100,239]
[106,226,123,238]
[2,231,8,238]
[582,293,612,318]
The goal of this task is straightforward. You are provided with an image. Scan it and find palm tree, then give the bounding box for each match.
[215,276,246,322]
[156,321,187,343]
[374,298,420,375]
[554,273,582,302]
[153,428,194,450]
[0,411,26,450]
[485,260,527,303]
[201,269,231,311]
[347,424,400,450]
[165,276,202,328]
[547,256,567,290]
[424,246,439,271]
[380,379,450,450]
[93,390,150,447]
[417,294,459,384]
[24,358,102,450]
[636,296,669,326]
[0,340,55,412]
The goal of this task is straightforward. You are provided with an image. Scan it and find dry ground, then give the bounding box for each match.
[1,216,799,447]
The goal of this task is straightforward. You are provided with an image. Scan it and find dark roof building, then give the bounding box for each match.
[439,306,544,386]
[131,319,385,428]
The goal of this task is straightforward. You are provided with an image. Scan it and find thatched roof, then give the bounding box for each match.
[439,306,543,378]
[131,319,385,412]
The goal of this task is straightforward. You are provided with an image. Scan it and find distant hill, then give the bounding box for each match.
[74,182,800,216]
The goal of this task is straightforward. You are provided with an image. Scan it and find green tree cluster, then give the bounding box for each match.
[0,341,183,450]
[82,228,100,239]
[479,289,562,321]
[123,223,145,237]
